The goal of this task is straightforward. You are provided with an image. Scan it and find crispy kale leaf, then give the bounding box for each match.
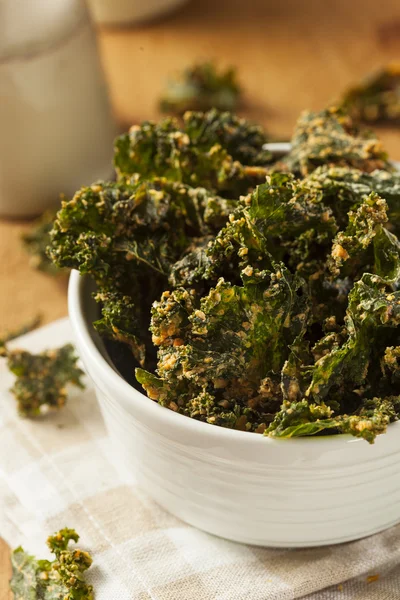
[93,290,146,366]
[170,172,339,289]
[327,193,389,278]
[340,63,400,125]
[278,107,390,176]
[4,344,84,417]
[137,264,308,431]
[10,528,93,600]
[22,210,65,275]
[114,109,271,195]
[205,173,338,282]
[303,166,400,231]
[159,61,241,115]
[48,178,237,364]
[306,275,400,407]
[49,178,230,283]
[183,109,271,166]
[266,397,399,443]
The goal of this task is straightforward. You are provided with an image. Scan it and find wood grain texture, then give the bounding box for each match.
[1,0,400,592]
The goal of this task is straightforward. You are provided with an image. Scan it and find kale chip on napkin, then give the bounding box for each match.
[10,528,94,600]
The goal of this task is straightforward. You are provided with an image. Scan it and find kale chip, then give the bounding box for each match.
[114,109,272,196]
[277,106,390,176]
[4,344,84,418]
[10,528,94,600]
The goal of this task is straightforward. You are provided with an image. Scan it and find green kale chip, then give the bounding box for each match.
[303,166,400,230]
[48,178,237,364]
[10,528,93,600]
[204,173,338,283]
[340,63,400,125]
[327,193,389,278]
[277,106,390,176]
[159,61,241,115]
[49,178,229,283]
[114,109,271,195]
[93,289,146,366]
[183,109,272,166]
[4,344,85,417]
[306,274,400,404]
[137,264,308,431]
[266,397,399,443]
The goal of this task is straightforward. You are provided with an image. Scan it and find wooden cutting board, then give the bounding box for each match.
[1,0,400,595]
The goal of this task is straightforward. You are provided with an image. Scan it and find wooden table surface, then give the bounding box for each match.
[1,0,400,595]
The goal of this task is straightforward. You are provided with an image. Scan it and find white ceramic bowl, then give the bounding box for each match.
[68,271,400,547]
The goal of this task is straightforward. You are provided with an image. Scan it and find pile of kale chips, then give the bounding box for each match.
[49,107,400,442]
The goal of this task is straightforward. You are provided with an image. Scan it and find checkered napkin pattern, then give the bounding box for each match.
[2,318,400,599]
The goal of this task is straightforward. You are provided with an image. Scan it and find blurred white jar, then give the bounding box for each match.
[87,0,188,26]
[0,0,118,217]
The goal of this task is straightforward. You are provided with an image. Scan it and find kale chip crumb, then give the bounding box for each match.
[10,528,94,600]
[3,344,85,418]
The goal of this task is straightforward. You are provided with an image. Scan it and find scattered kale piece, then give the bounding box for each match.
[277,106,390,176]
[0,315,42,347]
[22,210,65,275]
[159,61,241,115]
[3,344,84,417]
[114,109,272,196]
[49,108,400,442]
[10,528,94,600]
[340,63,400,125]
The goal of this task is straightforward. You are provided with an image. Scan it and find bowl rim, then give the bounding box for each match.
[69,270,400,448]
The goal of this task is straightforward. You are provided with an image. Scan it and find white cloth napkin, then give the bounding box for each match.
[1,318,400,599]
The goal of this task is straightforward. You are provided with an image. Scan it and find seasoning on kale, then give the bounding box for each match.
[159,61,241,116]
[22,210,65,275]
[302,166,400,230]
[137,265,308,431]
[277,106,390,176]
[3,344,84,417]
[114,109,272,196]
[340,63,400,125]
[10,528,94,600]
